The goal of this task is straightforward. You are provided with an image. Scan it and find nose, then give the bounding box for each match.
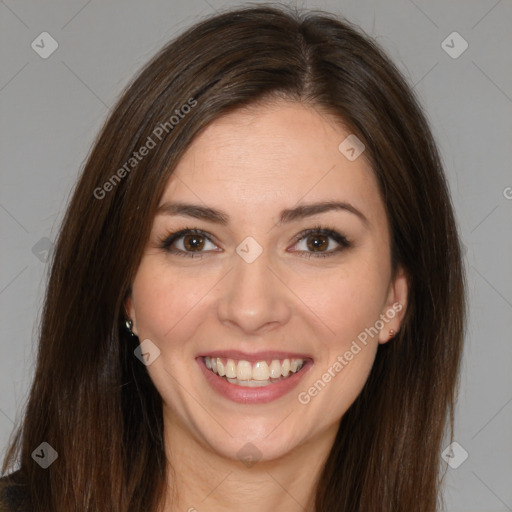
[216,247,292,336]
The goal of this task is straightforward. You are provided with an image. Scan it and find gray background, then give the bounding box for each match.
[1,0,511,510]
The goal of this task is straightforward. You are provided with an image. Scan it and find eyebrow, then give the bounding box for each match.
[157,200,369,227]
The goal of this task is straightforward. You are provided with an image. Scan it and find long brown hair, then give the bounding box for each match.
[2,5,466,511]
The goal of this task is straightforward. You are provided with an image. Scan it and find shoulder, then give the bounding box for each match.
[0,470,31,512]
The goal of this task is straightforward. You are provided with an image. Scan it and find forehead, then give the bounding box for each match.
[160,101,385,224]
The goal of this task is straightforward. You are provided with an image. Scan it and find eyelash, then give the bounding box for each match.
[157,225,351,260]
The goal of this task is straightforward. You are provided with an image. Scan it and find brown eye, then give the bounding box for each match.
[306,234,329,252]
[292,226,351,259]
[182,233,206,251]
[159,228,218,258]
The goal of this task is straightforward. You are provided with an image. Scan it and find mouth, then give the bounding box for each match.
[195,350,314,404]
[202,355,309,387]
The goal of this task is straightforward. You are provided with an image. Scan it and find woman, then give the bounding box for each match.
[0,5,466,511]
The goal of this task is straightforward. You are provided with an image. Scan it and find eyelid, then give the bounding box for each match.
[291,226,350,247]
[289,226,351,259]
[158,227,219,257]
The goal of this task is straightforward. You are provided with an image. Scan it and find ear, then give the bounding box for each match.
[378,265,408,345]
[124,291,139,337]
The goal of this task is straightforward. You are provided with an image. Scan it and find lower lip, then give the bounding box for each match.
[196,357,313,404]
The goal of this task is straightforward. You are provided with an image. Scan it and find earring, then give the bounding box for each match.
[388,329,396,338]
[125,319,136,336]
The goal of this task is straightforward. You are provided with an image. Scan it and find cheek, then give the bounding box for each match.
[294,264,385,416]
[131,261,209,341]
[292,258,390,346]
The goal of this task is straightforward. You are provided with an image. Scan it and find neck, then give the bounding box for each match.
[158,406,339,512]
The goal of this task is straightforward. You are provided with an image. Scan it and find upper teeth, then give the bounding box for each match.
[205,356,305,381]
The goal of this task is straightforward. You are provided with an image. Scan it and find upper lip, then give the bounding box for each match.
[197,350,313,362]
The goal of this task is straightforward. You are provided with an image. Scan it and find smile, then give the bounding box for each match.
[197,353,313,404]
[204,356,307,387]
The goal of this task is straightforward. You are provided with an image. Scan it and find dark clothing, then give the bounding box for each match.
[0,470,31,512]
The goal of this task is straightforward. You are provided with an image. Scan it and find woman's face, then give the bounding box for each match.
[126,100,408,463]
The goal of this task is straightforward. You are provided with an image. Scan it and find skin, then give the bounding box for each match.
[126,100,408,512]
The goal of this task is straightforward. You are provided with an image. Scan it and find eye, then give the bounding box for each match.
[158,225,351,259]
[158,228,219,258]
[290,225,351,259]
